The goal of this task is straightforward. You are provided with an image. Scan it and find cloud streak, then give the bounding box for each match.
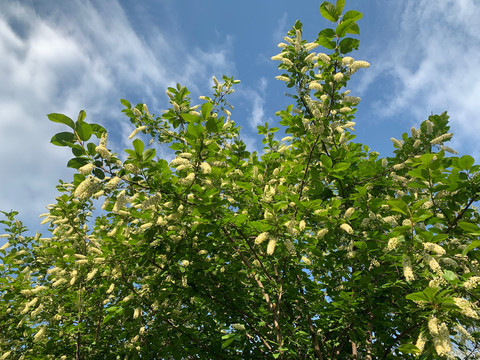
[0,1,236,229]
[364,0,480,156]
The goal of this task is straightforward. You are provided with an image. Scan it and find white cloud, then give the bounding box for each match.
[273,12,288,44]
[241,77,268,130]
[364,0,480,157]
[0,1,236,229]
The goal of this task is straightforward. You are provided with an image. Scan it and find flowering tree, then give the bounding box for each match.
[1,1,480,359]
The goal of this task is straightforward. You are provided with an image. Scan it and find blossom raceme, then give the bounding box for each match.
[463,276,480,290]
[33,327,46,342]
[266,239,277,255]
[333,72,344,82]
[453,298,479,319]
[340,223,353,234]
[402,255,415,281]
[275,75,290,82]
[128,126,147,139]
[255,232,268,245]
[423,242,446,255]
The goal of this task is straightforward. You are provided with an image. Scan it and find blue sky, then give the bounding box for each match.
[1,0,480,234]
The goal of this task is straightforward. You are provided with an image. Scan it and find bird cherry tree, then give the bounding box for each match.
[1,1,480,359]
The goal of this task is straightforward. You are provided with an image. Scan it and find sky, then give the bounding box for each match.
[1,0,480,235]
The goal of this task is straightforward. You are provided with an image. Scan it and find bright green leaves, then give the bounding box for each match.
[406,287,438,303]
[187,122,204,138]
[339,38,360,54]
[49,110,104,147]
[317,28,336,49]
[50,132,76,146]
[335,19,356,37]
[318,1,362,53]
[457,155,475,171]
[47,113,75,130]
[336,0,345,15]
[387,199,410,216]
[201,102,213,118]
[132,138,144,155]
[343,10,363,22]
[75,121,92,142]
[320,2,338,22]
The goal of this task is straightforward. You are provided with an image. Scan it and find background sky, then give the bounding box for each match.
[1,0,480,235]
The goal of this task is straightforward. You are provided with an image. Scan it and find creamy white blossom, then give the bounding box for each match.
[78,163,94,175]
[266,239,277,255]
[128,126,147,140]
[333,72,344,82]
[340,223,353,234]
[275,75,290,82]
[255,232,268,245]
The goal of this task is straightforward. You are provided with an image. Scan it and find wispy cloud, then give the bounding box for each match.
[363,0,480,156]
[242,77,268,130]
[0,1,236,228]
[273,12,288,44]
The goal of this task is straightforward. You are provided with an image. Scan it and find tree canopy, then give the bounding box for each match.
[1,1,480,359]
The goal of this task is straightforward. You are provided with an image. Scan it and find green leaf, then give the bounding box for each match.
[50,132,75,146]
[143,148,156,162]
[333,162,350,172]
[202,102,213,118]
[93,167,105,179]
[87,142,97,156]
[317,37,336,50]
[180,113,202,124]
[442,270,457,282]
[336,19,355,37]
[386,199,409,216]
[345,23,360,35]
[458,221,480,234]
[406,291,429,302]
[342,10,363,22]
[221,335,235,349]
[133,139,145,155]
[103,313,115,324]
[120,99,132,109]
[206,118,220,132]
[320,2,338,22]
[90,123,107,137]
[187,123,204,138]
[75,121,92,141]
[339,38,360,54]
[353,241,367,251]
[77,110,86,123]
[47,113,75,130]
[67,157,89,170]
[321,154,333,169]
[423,287,439,302]
[397,344,420,354]
[462,240,480,256]
[458,155,474,170]
[336,0,345,15]
[318,28,336,38]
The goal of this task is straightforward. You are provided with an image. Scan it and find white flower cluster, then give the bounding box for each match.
[423,253,443,275]
[430,133,453,145]
[428,316,451,356]
[74,176,102,200]
[463,276,480,290]
[454,297,479,319]
[128,126,147,140]
[340,223,353,234]
[402,255,415,281]
[384,237,399,252]
[423,242,446,255]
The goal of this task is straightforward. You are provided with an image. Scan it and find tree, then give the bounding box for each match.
[1,1,480,359]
